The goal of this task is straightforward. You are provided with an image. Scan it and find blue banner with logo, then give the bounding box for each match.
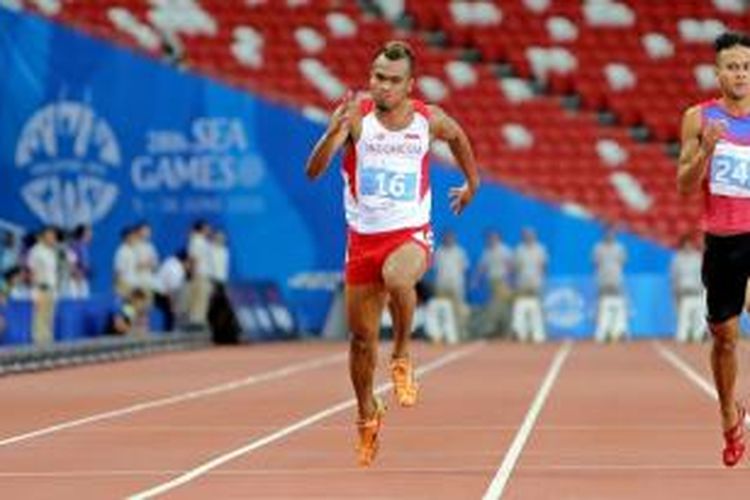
[0,7,344,299]
[542,275,675,339]
[1,7,685,337]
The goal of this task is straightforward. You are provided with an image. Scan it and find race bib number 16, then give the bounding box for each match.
[360,167,417,201]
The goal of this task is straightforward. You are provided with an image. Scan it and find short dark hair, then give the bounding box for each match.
[714,32,750,54]
[192,219,209,232]
[73,224,90,240]
[374,40,415,74]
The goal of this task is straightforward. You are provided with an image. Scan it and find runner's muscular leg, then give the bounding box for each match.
[382,241,428,359]
[710,316,741,431]
[346,283,387,421]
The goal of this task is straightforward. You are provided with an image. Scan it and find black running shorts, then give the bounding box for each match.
[702,232,750,324]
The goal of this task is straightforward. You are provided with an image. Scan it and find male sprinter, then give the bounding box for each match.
[677,32,750,467]
[305,41,480,466]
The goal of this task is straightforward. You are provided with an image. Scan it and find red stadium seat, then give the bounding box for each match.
[19,0,722,245]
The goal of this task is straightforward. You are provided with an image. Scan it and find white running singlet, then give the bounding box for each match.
[341,98,431,234]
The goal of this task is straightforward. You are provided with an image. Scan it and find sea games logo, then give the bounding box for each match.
[129,117,267,215]
[544,286,586,329]
[15,100,121,228]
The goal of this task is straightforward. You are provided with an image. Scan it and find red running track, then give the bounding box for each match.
[0,340,748,499]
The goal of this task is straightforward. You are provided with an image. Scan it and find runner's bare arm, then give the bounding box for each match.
[305,92,358,180]
[428,105,480,214]
[677,105,725,195]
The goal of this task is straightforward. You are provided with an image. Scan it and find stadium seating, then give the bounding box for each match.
[12,0,749,245]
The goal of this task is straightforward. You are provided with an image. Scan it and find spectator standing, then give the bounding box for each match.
[433,230,470,339]
[209,230,229,285]
[27,227,59,344]
[511,228,547,342]
[593,228,628,342]
[671,236,706,342]
[134,222,159,294]
[114,227,139,298]
[69,224,93,286]
[188,221,213,325]
[472,229,514,336]
[154,250,192,331]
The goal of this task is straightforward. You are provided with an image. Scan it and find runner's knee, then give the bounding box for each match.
[710,320,738,348]
[349,330,377,353]
[348,315,379,341]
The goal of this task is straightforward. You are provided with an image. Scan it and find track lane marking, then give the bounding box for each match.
[0,352,346,448]
[128,343,483,500]
[655,342,750,428]
[482,341,572,500]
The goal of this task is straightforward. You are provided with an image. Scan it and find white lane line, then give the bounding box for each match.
[654,343,717,399]
[655,342,750,427]
[0,466,497,478]
[508,464,726,471]
[1,463,734,479]
[482,341,573,500]
[0,352,346,448]
[0,470,180,478]
[127,343,483,500]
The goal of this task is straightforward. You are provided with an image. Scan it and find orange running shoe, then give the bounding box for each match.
[722,403,747,467]
[390,356,419,407]
[356,397,386,467]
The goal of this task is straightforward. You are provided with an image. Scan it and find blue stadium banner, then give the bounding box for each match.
[543,275,675,338]
[0,7,346,300]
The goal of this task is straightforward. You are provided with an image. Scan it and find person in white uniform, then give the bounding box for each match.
[512,228,547,342]
[472,230,514,336]
[154,250,192,331]
[188,220,213,325]
[114,227,139,298]
[133,222,159,295]
[209,231,230,285]
[593,228,628,342]
[474,230,513,300]
[27,227,59,345]
[433,230,469,341]
[671,236,706,342]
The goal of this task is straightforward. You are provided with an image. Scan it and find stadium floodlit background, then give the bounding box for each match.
[1,1,750,499]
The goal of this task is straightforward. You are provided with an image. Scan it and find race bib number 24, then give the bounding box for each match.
[709,142,750,198]
[360,167,417,201]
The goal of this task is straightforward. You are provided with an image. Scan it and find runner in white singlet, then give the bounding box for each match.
[305,41,480,467]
